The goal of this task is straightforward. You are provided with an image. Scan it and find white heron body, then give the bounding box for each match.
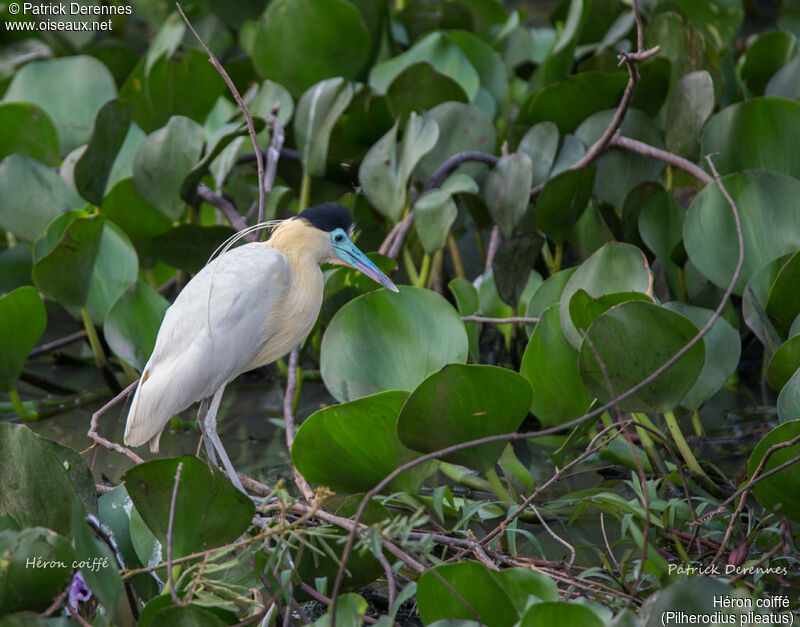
[124,226,325,452]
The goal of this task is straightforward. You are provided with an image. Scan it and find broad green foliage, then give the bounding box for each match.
[0,287,46,391]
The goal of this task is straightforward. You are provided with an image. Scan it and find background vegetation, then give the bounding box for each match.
[0,0,799,624]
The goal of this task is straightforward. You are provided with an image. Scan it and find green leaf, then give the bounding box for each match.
[97,484,143,572]
[569,290,653,337]
[144,12,186,74]
[417,562,518,627]
[575,109,664,208]
[32,216,104,309]
[359,113,439,222]
[767,335,800,391]
[248,79,295,128]
[521,304,593,427]
[701,98,800,179]
[765,249,800,338]
[579,301,705,413]
[0,154,84,242]
[739,30,796,96]
[0,527,74,613]
[369,32,479,101]
[150,225,235,275]
[664,71,714,159]
[415,102,496,182]
[448,30,507,111]
[742,256,786,353]
[517,122,559,187]
[122,456,255,559]
[386,62,469,119]
[148,605,229,627]
[559,242,652,349]
[0,245,33,295]
[641,578,738,625]
[294,78,354,177]
[684,170,800,294]
[0,287,46,391]
[666,0,743,50]
[103,282,169,371]
[312,593,368,627]
[414,190,458,254]
[292,391,436,493]
[133,116,205,220]
[517,71,628,133]
[72,501,121,612]
[535,166,595,245]
[526,267,577,320]
[498,567,558,609]
[74,99,133,205]
[778,367,800,423]
[0,424,87,538]
[663,302,741,410]
[397,364,532,471]
[520,603,604,627]
[321,286,468,402]
[533,0,591,87]
[252,0,370,98]
[0,103,59,166]
[448,278,480,361]
[484,152,533,238]
[3,55,117,152]
[765,56,800,99]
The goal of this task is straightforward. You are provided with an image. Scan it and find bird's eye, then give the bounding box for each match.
[334,233,345,243]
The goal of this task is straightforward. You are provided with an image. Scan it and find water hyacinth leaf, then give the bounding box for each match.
[0,287,46,391]
[525,267,577,335]
[637,184,685,298]
[414,191,457,254]
[417,562,518,627]
[314,594,369,627]
[448,30,507,110]
[0,424,86,538]
[534,0,591,87]
[517,71,628,133]
[739,30,796,96]
[148,605,230,627]
[448,278,480,361]
[74,99,133,205]
[97,485,143,573]
[0,527,75,613]
[684,170,800,294]
[579,301,705,413]
[520,305,593,427]
[475,269,513,345]
[520,603,604,627]
[484,152,533,238]
[359,113,439,222]
[536,166,595,245]
[701,98,800,179]
[766,56,800,99]
[369,32,479,101]
[321,286,468,402]
[104,282,169,371]
[0,102,59,165]
[0,154,84,242]
[0,245,33,294]
[664,302,741,410]
[492,232,543,306]
[748,420,800,522]
[294,77,354,177]
[252,0,370,98]
[742,256,786,353]
[292,391,436,493]
[640,578,738,626]
[765,250,800,338]
[106,124,146,192]
[559,242,652,349]
[499,568,558,610]
[664,71,714,159]
[517,121,559,187]
[151,225,235,275]
[397,364,532,471]
[386,62,469,119]
[416,102,496,181]
[122,456,254,559]
[248,79,294,128]
[144,12,185,74]
[549,134,586,177]
[129,504,163,575]
[575,109,664,208]
[667,0,743,50]
[569,290,653,338]
[71,501,121,612]
[778,367,800,422]
[133,115,205,221]
[3,56,117,152]
[766,335,800,391]
[32,216,104,309]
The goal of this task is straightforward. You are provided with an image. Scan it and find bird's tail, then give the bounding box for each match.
[124,365,177,453]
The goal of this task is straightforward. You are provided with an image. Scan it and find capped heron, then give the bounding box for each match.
[124,204,398,491]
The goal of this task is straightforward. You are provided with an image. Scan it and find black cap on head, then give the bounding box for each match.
[297,203,353,233]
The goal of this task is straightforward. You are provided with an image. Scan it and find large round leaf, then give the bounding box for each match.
[396,364,532,471]
[386,62,468,119]
[579,301,705,412]
[535,166,595,245]
[0,287,46,392]
[484,152,533,238]
[778,366,800,423]
[103,282,169,371]
[684,170,800,294]
[764,249,800,338]
[766,335,800,391]
[748,420,800,522]
[559,242,652,349]
[640,578,738,626]
[520,305,593,427]
[252,0,370,98]
[292,391,436,493]
[701,98,800,178]
[320,286,468,402]
[520,603,604,627]
[122,456,254,559]
[664,71,714,159]
[739,31,796,96]
[664,302,740,410]
[742,256,787,352]
[3,56,117,153]
[0,103,59,165]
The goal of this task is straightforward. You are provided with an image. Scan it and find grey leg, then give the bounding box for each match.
[202,385,246,494]
[197,398,218,466]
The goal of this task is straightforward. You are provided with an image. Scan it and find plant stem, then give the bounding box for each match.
[485,467,515,507]
[9,387,36,421]
[552,244,563,274]
[120,360,139,383]
[541,240,556,276]
[80,306,109,369]
[631,412,667,475]
[663,410,715,488]
[402,247,419,285]
[690,410,704,437]
[475,228,486,264]
[415,253,431,288]
[299,173,311,213]
[446,233,466,279]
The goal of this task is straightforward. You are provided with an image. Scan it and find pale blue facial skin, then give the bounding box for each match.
[330,227,399,292]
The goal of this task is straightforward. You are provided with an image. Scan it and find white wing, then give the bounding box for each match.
[124,243,289,451]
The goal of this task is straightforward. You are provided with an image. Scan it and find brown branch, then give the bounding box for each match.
[611,135,713,185]
[176,3,265,226]
[196,184,253,238]
[29,330,87,358]
[283,348,313,501]
[483,226,502,273]
[167,462,186,606]
[87,381,143,464]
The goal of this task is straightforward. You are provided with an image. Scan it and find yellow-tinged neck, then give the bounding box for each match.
[266,218,337,266]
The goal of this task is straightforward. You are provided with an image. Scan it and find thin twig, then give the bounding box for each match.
[283,348,313,501]
[197,184,253,237]
[484,226,502,273]
[611,135,713,185]
[87,381,143,464]
[530,503,576,569]
[422,151,499,193]
[29,330,88,358]
[176,3,265,224]
[167,462,186,606]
